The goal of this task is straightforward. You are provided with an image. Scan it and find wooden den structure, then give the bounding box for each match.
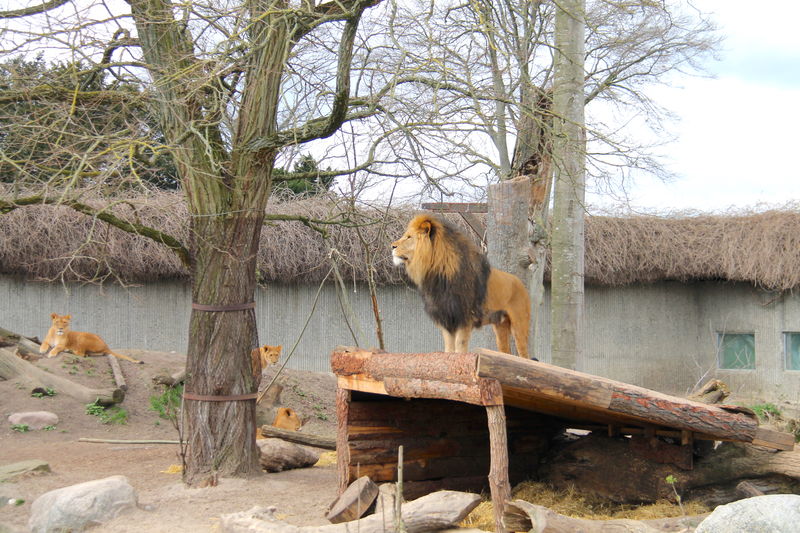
[332,347,794,531]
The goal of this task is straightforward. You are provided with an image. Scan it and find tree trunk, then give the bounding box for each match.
[182,214,264,486]
[550,0,586,371]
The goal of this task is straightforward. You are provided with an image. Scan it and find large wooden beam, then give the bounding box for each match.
[476,349,783,446]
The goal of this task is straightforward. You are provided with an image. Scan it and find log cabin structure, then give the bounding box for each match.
[331,346,795,532]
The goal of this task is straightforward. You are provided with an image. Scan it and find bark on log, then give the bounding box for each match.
[258,425,336,450]
[476,349,763,443]
[152,369,186,387]
[0,347,124,405]
[107,354,127,391]
[0,326,42,357]
[257,438,320,473]
[220,490,481,533]
[504,500,709,533]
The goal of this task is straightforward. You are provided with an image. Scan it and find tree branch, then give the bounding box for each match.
[0,195,191,269]
[0,0,70,18]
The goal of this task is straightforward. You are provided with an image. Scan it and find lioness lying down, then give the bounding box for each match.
[40,313,143,364]
[392,214,531,358]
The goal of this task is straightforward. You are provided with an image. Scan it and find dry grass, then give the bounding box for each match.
[3,186,800,290]
[460,481,710,530]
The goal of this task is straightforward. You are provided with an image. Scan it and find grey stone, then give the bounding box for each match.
[0,459,50,482]
[695,494,800,533]
[8,411,59,430]
[28,475,137,533]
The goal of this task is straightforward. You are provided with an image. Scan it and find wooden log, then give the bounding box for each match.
[476,349,767,444]
[332,348,479,387]
[689,379,730,404]
[326,476,379,524]
[337,387,351,495]
[504,500,709,533]
[107,354,127,391]
[152,369,186,387]
[258,425,336,450]
[0,326,42,357]
[256,438,320,473]
[486,403,511,533]
[0,347,123,405]
[220,490,481,533]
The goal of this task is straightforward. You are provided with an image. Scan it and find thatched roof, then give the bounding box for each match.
[2,190,799,290]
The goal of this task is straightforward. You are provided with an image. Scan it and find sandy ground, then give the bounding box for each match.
[0,348,340,532]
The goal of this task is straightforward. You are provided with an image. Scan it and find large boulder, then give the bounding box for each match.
[8,411,58,430]
[28,475,137,533]
[695,494,800,533]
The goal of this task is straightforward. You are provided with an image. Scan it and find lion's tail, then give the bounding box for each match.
[110,351,144,364]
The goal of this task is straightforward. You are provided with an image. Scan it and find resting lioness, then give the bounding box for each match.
[39,313,143,364]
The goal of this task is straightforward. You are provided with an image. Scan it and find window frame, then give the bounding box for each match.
[716,332,756,370]
[783,332,800,371]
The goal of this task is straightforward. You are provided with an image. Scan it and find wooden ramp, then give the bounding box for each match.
[332,346,794,531]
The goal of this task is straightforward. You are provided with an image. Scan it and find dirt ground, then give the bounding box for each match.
[0,349,342,533]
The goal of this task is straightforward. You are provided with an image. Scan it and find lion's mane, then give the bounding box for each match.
[404,214,490,333]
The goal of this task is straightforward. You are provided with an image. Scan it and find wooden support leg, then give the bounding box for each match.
[486,404,510,533]
[336,387,351,495]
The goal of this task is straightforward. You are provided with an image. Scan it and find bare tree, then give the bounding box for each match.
[360,0,718,354]
[550,0,586,370]
[0,0,386,486]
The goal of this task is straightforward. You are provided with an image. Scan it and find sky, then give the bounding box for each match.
[596,1,800,213]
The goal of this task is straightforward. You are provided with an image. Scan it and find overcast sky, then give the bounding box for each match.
[592,1,800,213]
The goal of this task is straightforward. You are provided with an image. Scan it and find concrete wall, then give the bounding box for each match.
[4,276,800,402]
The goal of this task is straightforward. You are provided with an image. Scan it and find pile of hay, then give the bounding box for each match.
[460,481,710,529]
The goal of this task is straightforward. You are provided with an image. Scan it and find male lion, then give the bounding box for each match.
[39,313,143,364]
[392,214,531,357]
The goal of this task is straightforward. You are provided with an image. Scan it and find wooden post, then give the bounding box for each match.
[487,179,532,284]
[336,387,351,495]
[486,404,510,533]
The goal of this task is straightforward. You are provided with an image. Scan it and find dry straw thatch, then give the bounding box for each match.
[2,189,800,291]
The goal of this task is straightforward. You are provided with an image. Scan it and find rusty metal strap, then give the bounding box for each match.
[183,392,258,402]
[191,302,256,312]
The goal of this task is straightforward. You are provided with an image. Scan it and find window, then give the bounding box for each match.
[785,332,800,371]
[717,333,755,369]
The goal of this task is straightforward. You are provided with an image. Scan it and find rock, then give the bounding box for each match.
[695,494,800,533]
[257,439,320,473]
[0,459,50,482]
[28,475,138,533]
[8,411,58,430]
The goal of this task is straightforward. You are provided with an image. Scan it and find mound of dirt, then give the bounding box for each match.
[0,349,340,532]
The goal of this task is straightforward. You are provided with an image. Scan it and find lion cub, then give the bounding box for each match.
[250,344,282,384]
[40,313,143,364]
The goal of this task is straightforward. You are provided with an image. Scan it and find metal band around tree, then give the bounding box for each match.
[183,392,258,402]
[191,302,256,312]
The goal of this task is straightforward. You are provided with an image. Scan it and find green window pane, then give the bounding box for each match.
[718,333,755,370]
[785,333,800,371]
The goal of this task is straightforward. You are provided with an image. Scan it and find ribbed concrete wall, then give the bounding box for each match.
[4,276,800,402]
